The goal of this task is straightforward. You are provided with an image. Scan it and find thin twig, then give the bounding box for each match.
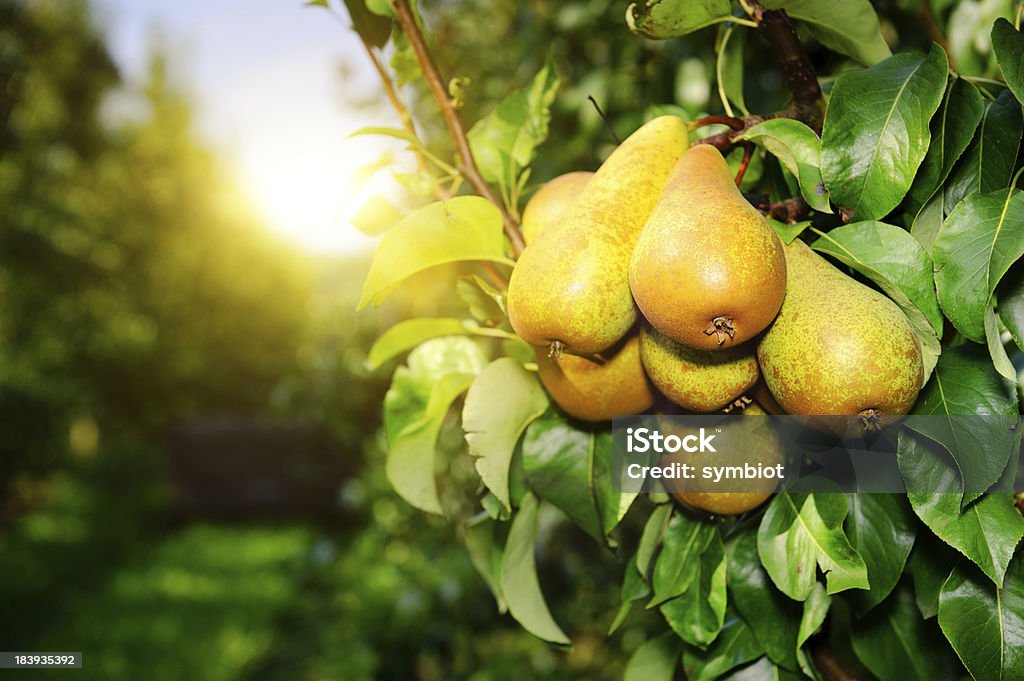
[919,2,956,70]
[390,0,526,257]
[690,114,746,131]
[588,96,621,143]
[734,144,754,187]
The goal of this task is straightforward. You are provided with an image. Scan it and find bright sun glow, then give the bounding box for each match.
[238,132,398,256]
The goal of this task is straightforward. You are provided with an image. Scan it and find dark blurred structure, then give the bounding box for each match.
[167,420,353,519]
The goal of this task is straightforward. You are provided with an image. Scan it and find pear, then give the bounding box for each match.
[661,403,784,515]
[521,171,593,244]
[535,333,654,421]
[629,145,786,351]
[639,325,758,412]
[756,240,922,431]
[508,116,689,356]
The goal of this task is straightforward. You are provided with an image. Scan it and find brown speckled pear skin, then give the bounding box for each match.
[756,240,923,425]
[665,404,783,515]
[522,172,594,245]
[534,334,655,421]
[639,325,758,412]
[629,145,786,351]
[508,116,689,355]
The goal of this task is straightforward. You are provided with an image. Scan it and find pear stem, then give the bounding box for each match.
[587,96,622,144]
[390,0,526,258]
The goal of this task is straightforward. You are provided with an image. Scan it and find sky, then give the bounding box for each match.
[97,0,402,255]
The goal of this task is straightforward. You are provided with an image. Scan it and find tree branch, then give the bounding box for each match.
[390,0,526,257]
[749,2,826,132]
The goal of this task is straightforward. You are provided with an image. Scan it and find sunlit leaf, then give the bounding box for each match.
[993,18,1024,106]
[368,317,514,369]
[626,0,733,39]
[739,119,830,212]
[761,0,890,65]
[351,195,403,236]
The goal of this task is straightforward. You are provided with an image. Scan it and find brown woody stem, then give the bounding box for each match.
[391,0,526,257]
[734,144,754,187]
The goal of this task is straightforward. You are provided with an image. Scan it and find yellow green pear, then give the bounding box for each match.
[535,333,654,421]
[662,403,784,515]
[629,145,786,351]
[521,171,593,244]
[639,325,758,412]
[756,240,922,431]
[508,116,689,356]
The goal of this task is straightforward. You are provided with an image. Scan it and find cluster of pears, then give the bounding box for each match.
[506,116,925,512]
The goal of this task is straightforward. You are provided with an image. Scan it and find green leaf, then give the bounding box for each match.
[726,529,801,669]
[812,221,943,335]
[716,24,747,116]
[463,359,549,513]
[904,78,985,220]
[845,494,917,613]
[718,657,804,681]
[521,412,606,542]
[757,492,869,601]
[358,197,513,310]
[500,492,571,645]
[943,90,1023,214]
[368,317,515,370]
[625,0,734,39]
[624,633,681,681]
[465,515,506,612]
[468,53,560,188]
[907,535,960,619]
[341,0,392,48]
[934,187,1024,343]
[591,428,637,537]
[993,18,1024,106]
[998,258,1024,351]
[821,44,949,220]
[683,614,764,681]
[739,119,830,213]
[852,587,955,681]
[986,304,1016,381]
[938,555,1024,680]
[351,195,403,236]
[659,531,728,648]
[769,218,810,244]
[651,513,715,605]
[796,582,830,678]
[898,431,1024,586]
[383,337,488,513]
[903,345,1019,507]
[910,190,946,256]
[456,275,506,325]
[638,504,674,579]
[761,0,891,65]
[811,224,942,383]
[348,125,420,145]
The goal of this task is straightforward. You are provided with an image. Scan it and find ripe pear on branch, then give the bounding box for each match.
[521,171,593,245]
[507,116,689,356]
[629,145,787,351]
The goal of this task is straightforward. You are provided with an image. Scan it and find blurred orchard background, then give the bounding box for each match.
[0,0,1010,679]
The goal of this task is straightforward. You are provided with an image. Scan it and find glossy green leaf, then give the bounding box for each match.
[993,18,1024,106]
[659,531,727,648]
[683,614,764,681]
[625,0,733,39]
[500,492,571,645]
[637,504,674,579]
[726,530,800,669]
[465,515,506,612]
[904,344,1019,507]
[904,78,985,220]
[910,190,946,256]
[368,317,515,369]
[852,587,955,681]
[624,632,681,681]
[463,359,549,512]
[768,218,810,245]
[898,431,1024,586]
[651,512,715,605]
[591,428,636,537]
[934,188,1024,343]
[821,45,948,220]
[468,53,560,187]
[943,90,1023,214]
[757,492,869,601]
[938,555,1024,680]
[907,535,959,619]
[739,119,830,212]
[761,0,890,65]
[383,337,488,513]
[358,197,513,309]
[813,221,942,334]
[796,582,830,678]
[521,412,606,541]
[986,304,1016,381]
[341,0,392,48]
[718,657,804,681]
[845,494,917,613]
[456,275,506,325]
